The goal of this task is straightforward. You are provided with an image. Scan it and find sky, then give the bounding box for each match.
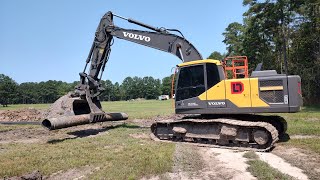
[0,0,247,84]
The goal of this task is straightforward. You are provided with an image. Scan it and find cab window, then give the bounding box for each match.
[176,65,205,101]
[206,63,220,89]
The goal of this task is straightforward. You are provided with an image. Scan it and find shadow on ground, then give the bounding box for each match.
[278,133,290,142]
[47,123,141,144]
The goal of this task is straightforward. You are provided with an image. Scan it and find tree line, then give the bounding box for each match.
[0,74,174,106]
[211,0,319,104]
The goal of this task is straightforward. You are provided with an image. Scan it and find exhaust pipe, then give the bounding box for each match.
[42,112,128,130]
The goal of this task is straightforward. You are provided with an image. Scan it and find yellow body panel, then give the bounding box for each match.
[225,79,251,107]
[178,59,221,67]
[198,78,269,108]
[198,81,225,100]
[250,78,269,107]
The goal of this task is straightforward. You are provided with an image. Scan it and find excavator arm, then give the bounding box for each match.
[73,11,202,122]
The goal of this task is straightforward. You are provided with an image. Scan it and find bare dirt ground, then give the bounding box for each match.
[146,143,313,180]
[46,165,99,180]
[257,149,309,179]
[6,166,100,180]
[166,146,257,180]
[0,121,124,145]
[273,145,320,180]
[0,108,316,180]
[0,94,84,122]
[0,108,45,122]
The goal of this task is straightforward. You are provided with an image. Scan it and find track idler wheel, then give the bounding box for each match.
[253,130,269,145]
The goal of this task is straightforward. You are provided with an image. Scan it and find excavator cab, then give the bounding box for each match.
[174,57,303,114]
[174,59,225,112]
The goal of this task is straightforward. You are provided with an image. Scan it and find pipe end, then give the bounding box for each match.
[42,119,53,130]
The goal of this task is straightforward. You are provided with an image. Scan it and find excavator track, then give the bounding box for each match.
[151,117,280,152]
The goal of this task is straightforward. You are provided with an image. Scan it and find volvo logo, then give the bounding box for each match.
[208,101,225,106]
[123,32,151,42]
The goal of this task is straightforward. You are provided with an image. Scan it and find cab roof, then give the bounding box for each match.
[178,59,221,67]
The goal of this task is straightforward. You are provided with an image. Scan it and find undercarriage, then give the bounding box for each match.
[151,114,286,151]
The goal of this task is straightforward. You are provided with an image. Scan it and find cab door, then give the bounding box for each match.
[203,63,226,108]
[175,64,207,110]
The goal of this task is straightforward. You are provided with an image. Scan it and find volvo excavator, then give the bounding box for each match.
[42,11,303,151]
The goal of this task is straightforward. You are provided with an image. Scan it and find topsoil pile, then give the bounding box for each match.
[0,108,45,122]
[0,94,78,122]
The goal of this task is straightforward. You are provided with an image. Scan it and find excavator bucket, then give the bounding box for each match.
[42,93,128,130]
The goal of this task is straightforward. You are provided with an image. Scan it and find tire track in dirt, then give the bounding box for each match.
[272,145,319,180]
[257,151,308,180]
[145,144,256,180]
[202,148,256,180]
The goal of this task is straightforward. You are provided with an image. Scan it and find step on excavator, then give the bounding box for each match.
[42,11,303,151]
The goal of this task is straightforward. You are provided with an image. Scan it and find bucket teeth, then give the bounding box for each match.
[90,113,105,123]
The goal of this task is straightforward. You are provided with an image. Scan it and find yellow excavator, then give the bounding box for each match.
[42,11,303,151]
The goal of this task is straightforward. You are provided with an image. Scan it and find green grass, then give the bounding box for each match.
[286,119,320,135]
[0,104,50,110]
[281,138,320,155]
[243,151,259,159]
[0,124,175,179]
[275,106,320,154]
[101,100,174,119]
[273,105,320,136]
[247,160,293,180]
[243,152,293,180]
[284,106,320,120]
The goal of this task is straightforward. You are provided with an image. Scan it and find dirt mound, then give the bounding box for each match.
[43,93,76,118]
[0,94,76,122]
[0,108,45,122]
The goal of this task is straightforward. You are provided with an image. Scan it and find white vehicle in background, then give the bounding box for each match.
[158,95,169,100]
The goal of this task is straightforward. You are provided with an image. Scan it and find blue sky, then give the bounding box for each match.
[0,0,247,84]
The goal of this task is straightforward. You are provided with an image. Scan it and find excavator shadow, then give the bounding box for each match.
[278,133,291,142]
[47,123,141,144]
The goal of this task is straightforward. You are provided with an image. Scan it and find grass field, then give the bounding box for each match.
[0,103,50,110]
[0,100,319,179]
[101,100,174,119]
[275,106,320,154]
[0,100,174,119]
[0,125,175,179]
